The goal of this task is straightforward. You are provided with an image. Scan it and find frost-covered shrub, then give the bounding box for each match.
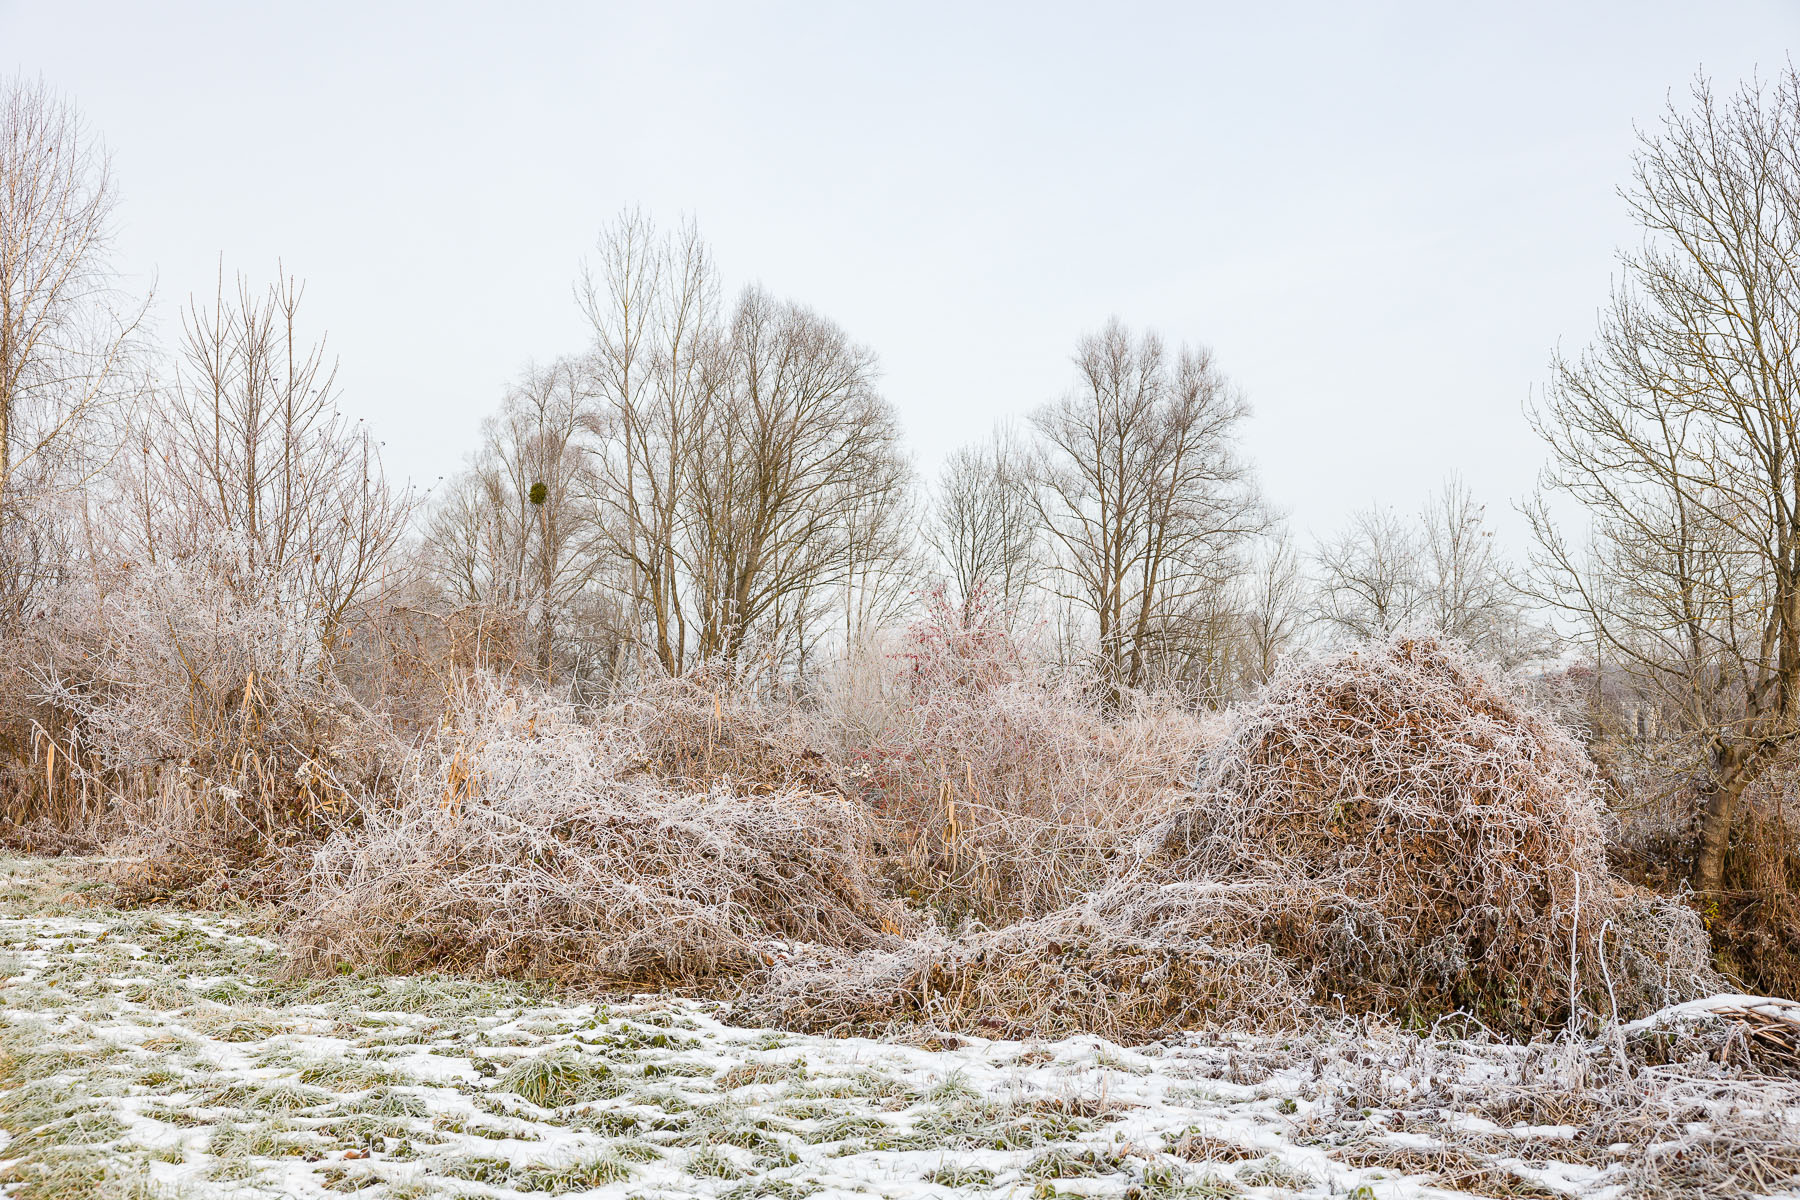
[746,636,1720,1040]
[604,589,1222,929]
[842,587,1222,925]
[1128,635,1715,1029]
[290,680,903,987]
[28,539,393,884]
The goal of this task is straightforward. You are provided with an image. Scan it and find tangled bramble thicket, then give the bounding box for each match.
[5,595,1734,1045]
[743,638,1720,1041]
[290,683,906,987]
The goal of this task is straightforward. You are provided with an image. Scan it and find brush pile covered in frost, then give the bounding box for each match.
[289,682,904,988]
[745,637,1721,1041]
[614,693,1214,937]
[608,594,1222,930]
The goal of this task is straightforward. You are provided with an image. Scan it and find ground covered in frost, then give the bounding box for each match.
[1,856,1796,1200]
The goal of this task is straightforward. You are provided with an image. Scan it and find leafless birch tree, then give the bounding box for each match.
[688,287,909,666]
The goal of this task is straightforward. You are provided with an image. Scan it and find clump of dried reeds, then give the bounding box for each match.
[20,546,396,901]
[846,676,1220,928]
[288,680,904,988]
[610,670,847,797]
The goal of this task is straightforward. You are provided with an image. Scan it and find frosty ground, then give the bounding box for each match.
[2,856,1797,1200]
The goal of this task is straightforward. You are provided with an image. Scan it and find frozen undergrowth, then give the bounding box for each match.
[0,857,1796,1200]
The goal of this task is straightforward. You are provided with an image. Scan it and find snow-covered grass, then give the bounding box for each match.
[1,856,1797,1200]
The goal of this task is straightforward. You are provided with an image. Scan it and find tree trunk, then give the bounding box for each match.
[1693,743,1752,894]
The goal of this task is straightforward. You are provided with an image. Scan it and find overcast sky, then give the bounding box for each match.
[6,1,1797,549]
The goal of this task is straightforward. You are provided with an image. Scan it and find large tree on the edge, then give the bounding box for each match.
[1529,68,1800,894]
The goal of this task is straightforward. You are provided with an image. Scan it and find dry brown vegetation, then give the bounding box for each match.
[4,70,1800,1087]
[1609,743,1800,1003]
[273,605,1223,995]
[612,597,1220,929]
[288,681,904,988]
[743,638,1720,1042]
[10,550,394,903]
[0,579,1757,1049]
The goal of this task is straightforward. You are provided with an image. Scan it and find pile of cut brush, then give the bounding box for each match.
[290,682,905,989]
[742,637,1720,1041]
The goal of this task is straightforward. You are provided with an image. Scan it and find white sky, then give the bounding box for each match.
[6,1,1797,550]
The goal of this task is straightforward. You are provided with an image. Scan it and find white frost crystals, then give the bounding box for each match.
[2,857,1800,1200]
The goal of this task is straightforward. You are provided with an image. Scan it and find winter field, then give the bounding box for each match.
[17,37,1800,1200]
[2,856,1798,1200]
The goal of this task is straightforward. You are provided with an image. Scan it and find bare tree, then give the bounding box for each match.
[1029,320,1261,694]
[0,77,144,611]
[929,428,1038,626]
[688,287,909,667]
[1526,68,1800,894]
[128,269,407,651]
[420,469,491,608]
[1314,505,1423,641]
[840,466,921,653]
[1420,475,1538,664]
[424,358,600,679]
[580,212,716,674]
[580,214,912,677]
[1317,481,1537,662]
[1237,525,1305,688]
